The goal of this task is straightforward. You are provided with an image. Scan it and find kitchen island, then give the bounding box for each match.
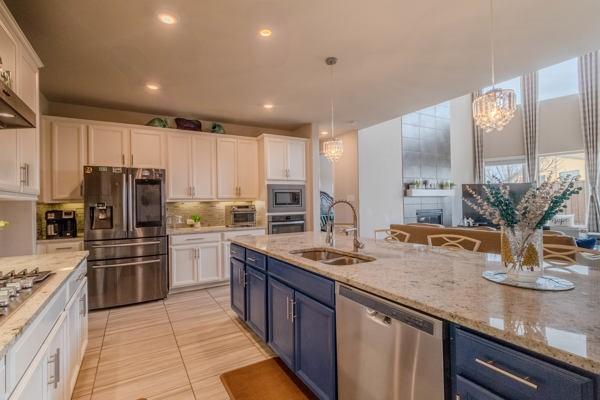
[230,231,600,400]
[0,251,88,400]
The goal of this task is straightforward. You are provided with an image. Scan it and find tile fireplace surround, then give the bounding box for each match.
[401,102,453,226]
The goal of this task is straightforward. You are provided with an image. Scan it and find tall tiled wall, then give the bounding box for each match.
[401,102,453,226]
[36,200,265,239]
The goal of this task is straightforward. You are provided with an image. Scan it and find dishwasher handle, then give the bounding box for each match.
[366,308,392,327]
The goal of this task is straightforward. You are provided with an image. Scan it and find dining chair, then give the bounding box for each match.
[543,243,600,266]
[374,229,410,243]
[427,234,482,252]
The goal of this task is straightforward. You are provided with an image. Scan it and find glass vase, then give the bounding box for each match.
[501,227,543,283]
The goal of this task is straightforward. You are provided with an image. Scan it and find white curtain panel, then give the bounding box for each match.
[521,72,539,183]
[578,51,600,232]
[471,91,485,183]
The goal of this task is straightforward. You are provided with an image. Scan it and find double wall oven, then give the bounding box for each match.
[84,166,167,309]
[267,184,306,234]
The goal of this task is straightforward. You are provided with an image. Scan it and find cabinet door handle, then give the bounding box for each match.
[47,348,60,388]
[121,153,125,165]
[80,182,83,197]
[247,257,256,262]
[80,294,87,316]
[285,296,290,320]
[130,154,134,165]
[474,358,538,390]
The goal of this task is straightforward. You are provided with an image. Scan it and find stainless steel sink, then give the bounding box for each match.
[290,248,375,265]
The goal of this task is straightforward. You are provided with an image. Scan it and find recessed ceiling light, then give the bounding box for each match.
[263,104,274,109]
[259,28,272,37]
[146,83,160,90]
[158,13,177,25]
[320,131,329,136]
[0,112,14,118]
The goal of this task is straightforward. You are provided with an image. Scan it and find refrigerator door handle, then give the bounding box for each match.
[128,172,134,233]
[122,172,128,232]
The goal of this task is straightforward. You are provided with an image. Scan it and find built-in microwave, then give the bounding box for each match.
[267,184,305,214]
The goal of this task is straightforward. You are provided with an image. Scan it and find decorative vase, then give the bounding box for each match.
[501,227,543,283]
[193,222,202,228]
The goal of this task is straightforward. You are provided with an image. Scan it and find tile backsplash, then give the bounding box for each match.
[166,201,265,227]
[36,200,266,239]
[36,202,85,240]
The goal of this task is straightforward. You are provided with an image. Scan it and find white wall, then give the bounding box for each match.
[319,155,333,195]
[450,95,475,225]
[332,130,359,226]
[292,123,320,232]
[483,94,583,159]
[0,201,36,256]
[358,117,404,238]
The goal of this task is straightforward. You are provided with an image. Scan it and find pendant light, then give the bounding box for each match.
[472,0,516,132]
[322,56,343,163]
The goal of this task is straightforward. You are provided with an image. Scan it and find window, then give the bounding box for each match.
[539,152,587,225]
[483,76,522,104]
[484,158,525,183]
[538,58,578,101]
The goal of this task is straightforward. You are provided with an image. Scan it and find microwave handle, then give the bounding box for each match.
[271,221,305,225]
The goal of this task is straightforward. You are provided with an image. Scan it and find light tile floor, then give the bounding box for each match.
[72,285,274,400]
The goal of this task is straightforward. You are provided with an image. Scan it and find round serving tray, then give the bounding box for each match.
[482,271,574,291]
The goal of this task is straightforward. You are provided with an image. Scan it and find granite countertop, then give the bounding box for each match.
[0,251,88,357]
[167,225,267,235]
[231,231,600,374]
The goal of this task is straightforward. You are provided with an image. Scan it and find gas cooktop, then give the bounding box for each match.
[0,268,54,323]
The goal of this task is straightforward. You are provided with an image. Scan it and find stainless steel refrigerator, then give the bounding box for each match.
[83,166,168,309]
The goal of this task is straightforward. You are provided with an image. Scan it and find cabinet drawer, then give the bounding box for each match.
[6,283,67,393]
[454,328,594,400]
[456,375,505,399]
[246,249,266,271]
[230,244,246,262]
[67,260,87,300]
[223,229,265,240]
[268,258,334,308]
[170,232,221,245]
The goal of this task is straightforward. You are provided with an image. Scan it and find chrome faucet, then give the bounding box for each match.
[325,200,365,252]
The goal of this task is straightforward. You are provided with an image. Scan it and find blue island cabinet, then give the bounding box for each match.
[452,326,598,400]
[245,265,267,340]
[267,257,337,400]
[230,257,246,319]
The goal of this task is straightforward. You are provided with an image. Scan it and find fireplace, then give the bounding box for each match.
[416,209,444,225]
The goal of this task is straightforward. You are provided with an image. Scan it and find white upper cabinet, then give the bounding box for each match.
[167,133,193,200]
[130,128,165,168]
[191,135,216,199]
[237,138,258,198]
[0,130,19,191]
[51,121,87,200]
[216,137,237,199]
[167,133,216,201]
[87,124,130,167]
[264,136,307,182]
[0,9,42,199]
[286,139,306,181]
[216,137,258,199]
[265,137,288,181]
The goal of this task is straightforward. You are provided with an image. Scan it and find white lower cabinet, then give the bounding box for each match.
[7,266,88,400]
[169,234,222,289]
[169,229,266,291]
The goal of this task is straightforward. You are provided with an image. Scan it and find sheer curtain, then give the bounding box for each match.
[521,72,539,183]
[578,51,600,232]
[472,91,485,183]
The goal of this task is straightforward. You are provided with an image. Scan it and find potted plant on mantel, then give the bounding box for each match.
[463,175,581,283]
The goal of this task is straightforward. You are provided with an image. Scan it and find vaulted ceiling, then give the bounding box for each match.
[7,0,600,131]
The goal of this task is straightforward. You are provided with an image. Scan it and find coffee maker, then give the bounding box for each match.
[45,210,77,239]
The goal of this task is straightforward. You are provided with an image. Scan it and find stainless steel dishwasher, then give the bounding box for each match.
[336,284,445,400]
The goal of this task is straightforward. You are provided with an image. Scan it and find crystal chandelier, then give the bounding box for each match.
[472,0,516,132]
[323,57,343,162]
